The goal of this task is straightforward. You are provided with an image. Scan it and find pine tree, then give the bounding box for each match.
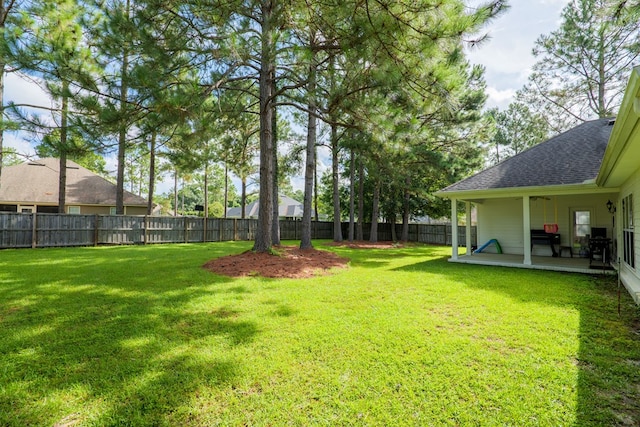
[486,103,550,164]
[3,0,96,212]
[0,0,25,187]
[520,0,640,131]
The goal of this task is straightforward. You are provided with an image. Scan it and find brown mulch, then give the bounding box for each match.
[203,241,405,279]
[203,245,350,279]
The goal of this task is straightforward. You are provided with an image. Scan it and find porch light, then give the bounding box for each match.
[606,199,616,214]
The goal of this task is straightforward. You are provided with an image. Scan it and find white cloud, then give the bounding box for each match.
[5,72,51,110]
[485,87,517,109]
[467,0,570,110]
[4,132,36,158]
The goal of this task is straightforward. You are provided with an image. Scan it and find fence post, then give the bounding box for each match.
[184,218,188,243]
[31,212,37,249]
[234,219,238,241]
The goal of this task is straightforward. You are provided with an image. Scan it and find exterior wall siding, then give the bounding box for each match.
[477,194,618,256]
[477,199,523,254]
[70,205,148,215]
[618,167,640,304]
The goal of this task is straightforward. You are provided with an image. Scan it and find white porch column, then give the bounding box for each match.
[523,195,532,265]
[465,201,472,256]
[451,198,458,260]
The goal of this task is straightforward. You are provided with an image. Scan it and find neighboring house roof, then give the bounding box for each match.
[0,158,147,206]
[227,194,310,218]
[438,118,615,196]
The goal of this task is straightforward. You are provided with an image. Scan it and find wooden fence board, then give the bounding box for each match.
[0,212,476,249]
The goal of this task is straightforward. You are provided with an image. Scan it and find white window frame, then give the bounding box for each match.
[571,208,593,249]
[67,206,81,214]
[622,194,635,268]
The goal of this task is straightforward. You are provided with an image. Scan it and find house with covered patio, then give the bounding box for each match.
[435,66,640,304]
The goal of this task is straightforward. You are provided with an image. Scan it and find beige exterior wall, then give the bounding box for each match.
[126,206,148,216]
[477,199,523,254]
[65,205,148,215]
[477,193,618,256]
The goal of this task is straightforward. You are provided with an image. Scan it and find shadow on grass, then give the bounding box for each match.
[395,255,640,425]
[0,242,258,426]
[326,244,446,269]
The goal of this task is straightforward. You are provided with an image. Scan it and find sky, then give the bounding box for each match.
[466,0,570,109]
[3,0,571,193]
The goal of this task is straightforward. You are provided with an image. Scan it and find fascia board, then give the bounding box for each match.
[434,183,618,201]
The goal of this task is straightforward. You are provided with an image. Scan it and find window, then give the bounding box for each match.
[37,206,59,214]
[109,207,117,215]
[573,210,591,244]
[623,194,635,268]
[0,204,17,212]
[67,206,81,214]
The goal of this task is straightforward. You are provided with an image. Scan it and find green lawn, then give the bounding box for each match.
[1,242,639,426]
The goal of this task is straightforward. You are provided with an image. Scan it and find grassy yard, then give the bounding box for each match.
[1,242,639,426]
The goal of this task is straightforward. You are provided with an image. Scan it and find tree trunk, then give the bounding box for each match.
[369,179,380,243]
[173,169,178,216]
[348,149,355,242]
[314,145,319,222]
[181,179,185,215]
[57,84,69,214]
[204,162,209,218]
[271,74,280,245]
[241,178,247,219]
[356,156,364,241]
[331,123,342,242]
[597,31,606,117]
[0,0,7,188]
[390,213,397,242]
[223,161,228,218]
[253,0,275,253]
[58,152,67,214]
[147,131,156,215]
[300,42,316,250]
[401,177,410,242]
[115,0,130,215]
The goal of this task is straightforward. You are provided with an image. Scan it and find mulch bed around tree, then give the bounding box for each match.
[202,245,349,279]
[203,241,405,279]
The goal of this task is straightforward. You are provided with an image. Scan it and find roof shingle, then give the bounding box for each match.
[0,158,147,206]
[441,118,614,193]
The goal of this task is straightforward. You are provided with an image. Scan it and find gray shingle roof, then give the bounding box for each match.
[0,158,147,206]
[441,118,615,193]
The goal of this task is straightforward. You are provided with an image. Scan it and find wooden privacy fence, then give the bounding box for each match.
[0,212,476,249]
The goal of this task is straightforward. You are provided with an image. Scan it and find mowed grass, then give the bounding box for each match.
[1,242,639,426]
